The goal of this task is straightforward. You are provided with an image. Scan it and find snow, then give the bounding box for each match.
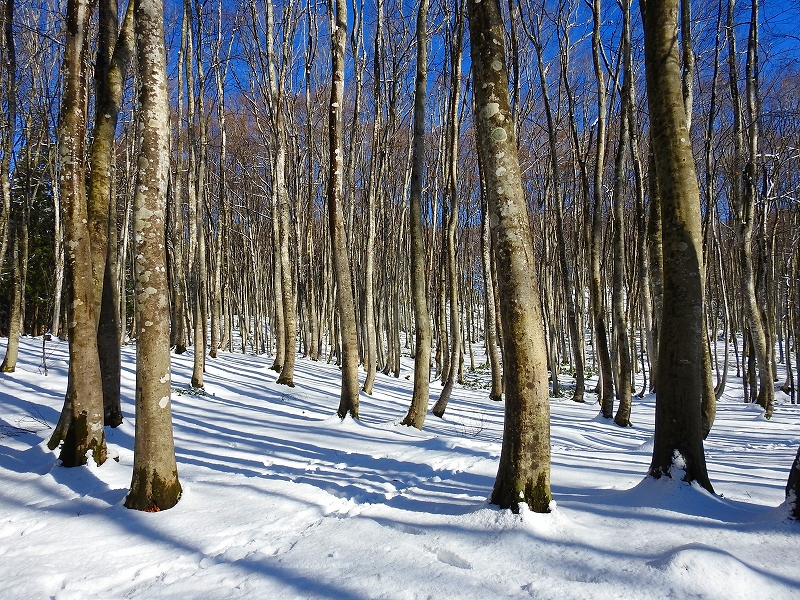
[1,335,799,599]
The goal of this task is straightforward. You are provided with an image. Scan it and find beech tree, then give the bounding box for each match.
[47,0,107,467]
[400,0,432,429]
[125,0,182,511]
[327,0,359,419]
[467,0,552,513]
[641,0,713,492]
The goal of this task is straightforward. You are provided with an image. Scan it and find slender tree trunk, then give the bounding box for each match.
[531,12,584,404]
[0,195,21,372]
[362,0,382,395]
[432,2,465,418]
[0,0,16,370]
[612,0,633,427]
[479,153,503,401]
[590,0,615,415]
[328,0,359,419]
[0,0,14,277]
[401,0,432,428]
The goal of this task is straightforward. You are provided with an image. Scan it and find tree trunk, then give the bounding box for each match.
[611,0,633,427]
[328,0,359,419]
[432,2,465,418]
[468,0,551,513]
[590,0,615,416]
[641,0,713,492]
[125,0,182,511]
[786,445,800,520]
[401,0,432,429]
[89,0,134,427]
[0,0,14,279]
[47,0,107,467]
[531,13,584,404]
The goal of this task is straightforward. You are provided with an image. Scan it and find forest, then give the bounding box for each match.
[0,0,799,528]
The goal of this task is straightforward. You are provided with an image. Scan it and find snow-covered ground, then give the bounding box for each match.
[1,335,799,599]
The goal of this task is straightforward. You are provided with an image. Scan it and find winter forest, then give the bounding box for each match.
[1,0,800,597]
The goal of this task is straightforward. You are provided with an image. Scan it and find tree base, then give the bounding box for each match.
[125,468,182,512]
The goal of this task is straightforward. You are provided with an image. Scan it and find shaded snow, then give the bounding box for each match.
[1,335,799,599]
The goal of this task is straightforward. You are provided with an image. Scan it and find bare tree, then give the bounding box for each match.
[47,0,107,467]
[468,0,552,513]
[328,0,359,419]
[641,0,713,492]
[401,0,432,429]
[125,0,182,511]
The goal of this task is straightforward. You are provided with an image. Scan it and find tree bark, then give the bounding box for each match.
[590,0,615,416]
[401,0,432,429]
[468,0,551,513]
[48,0,107,467]
[432,1,465,418]
[328,0,359,419]
[641,0,713,492]
[88,0,134,427]
[125,0,182,511]
[612,0,633,427]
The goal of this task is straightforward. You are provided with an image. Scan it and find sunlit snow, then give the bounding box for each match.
[1,335,798,599]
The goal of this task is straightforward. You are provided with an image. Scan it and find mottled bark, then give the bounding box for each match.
[125,0,181,511]
[88,0,134,427]
[468,0,551,513]
[48,0,107,467]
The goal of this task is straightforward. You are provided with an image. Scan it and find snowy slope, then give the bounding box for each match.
[1,335,798,599]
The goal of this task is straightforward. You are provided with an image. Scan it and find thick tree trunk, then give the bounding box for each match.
[641,0,713,492]
[48,0,107,467]
[468,0,552,513]
[125,0,182,511]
